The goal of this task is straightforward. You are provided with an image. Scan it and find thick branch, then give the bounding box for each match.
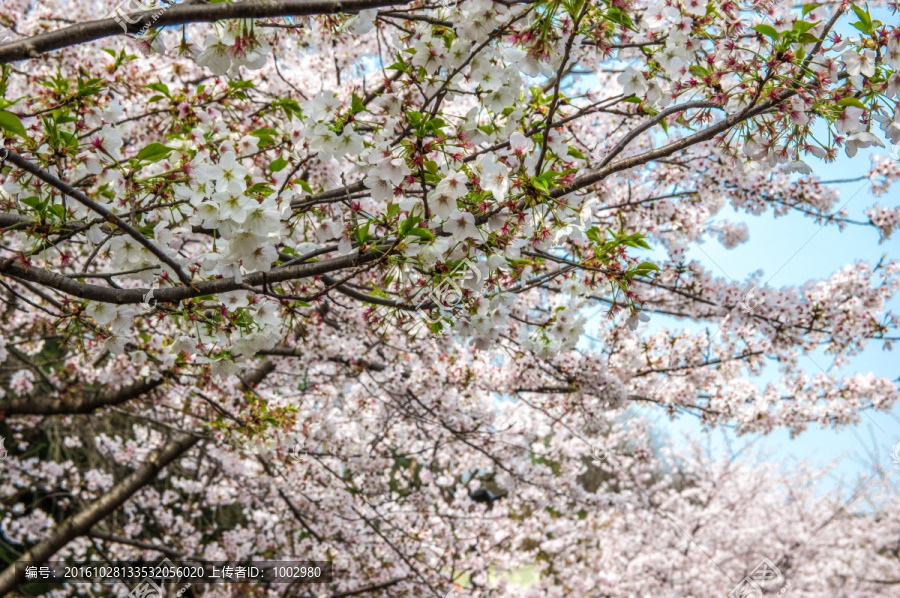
[0,376,164,416]
[0,244,390,304]
[0,432,200,595]
[0,0,409,64]
[238,359,276,390]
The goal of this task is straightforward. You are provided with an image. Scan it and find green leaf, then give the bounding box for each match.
[606,7,636,31]
[21,196,42,210]
[688,65,709,78]
[849,5,873,34]
[251,127,279,137]
[146,82,170,97]
[270,157,288,172]
[752,24,780,40]
[409,227,434,240]
[585,226,605,245]
[851,4,871,26]
[400,214,418,235]
[136,142,174,162]
[295,179,312,194]
[48,203,67,221]
[351,93,365,114]
[634,261,660,272]
[849,21,872,35]
[797,32,823,44]
[836,97,867,109]
[369,284,390,299]
[247,182,274,195]
[802,3,818,15]
[356,221,371,244]
[792,20,819,34]
[567,147,587,160]
[58,131,78,148]
[0,110,27,138]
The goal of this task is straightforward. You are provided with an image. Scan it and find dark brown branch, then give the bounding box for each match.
[256,457,324,543]
[238,359,276,390]
[289,181,366,209]
[0,432,200,595]
[0,0,410,64]
[0,376,165,416]
[0,243,392,304]
[551,95,780,199]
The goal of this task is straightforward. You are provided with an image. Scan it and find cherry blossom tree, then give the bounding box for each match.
[0,0,899,594]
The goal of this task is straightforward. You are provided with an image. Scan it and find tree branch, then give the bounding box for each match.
[0,432,200,595]
[0,0,410,64]
[0,376,165,415]
[5,150,192,285]
[0,243,392,304]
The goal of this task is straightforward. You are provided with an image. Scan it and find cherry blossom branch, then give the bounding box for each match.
[593,100,722,170]
[86,531,188,559]
[321,274,426,310]
[0,243,393,304]
[256,456,325,542]
[552,95,787,198]
[0,432,200,595]
[4,150,193,286]
[0,0,411,64]
[0,375,166,415]
[534,4,588,174]
[258,346,388,371]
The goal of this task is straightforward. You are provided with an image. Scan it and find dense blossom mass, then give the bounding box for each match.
[0,0,899,595]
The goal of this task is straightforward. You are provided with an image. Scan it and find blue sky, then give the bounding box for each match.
[571,6,900,496]
[608,138,900,493]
